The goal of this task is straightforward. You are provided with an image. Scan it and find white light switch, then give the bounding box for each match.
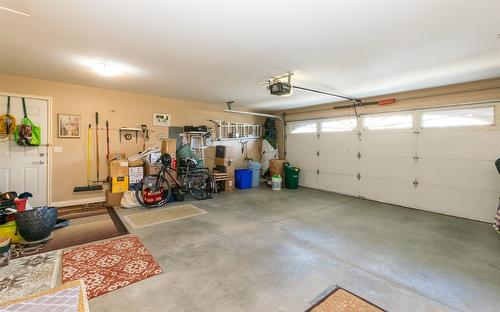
[54,146,63,153]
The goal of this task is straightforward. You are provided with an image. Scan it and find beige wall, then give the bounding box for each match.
[0,74,263,203]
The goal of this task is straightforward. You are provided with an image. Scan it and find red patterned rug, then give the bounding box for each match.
[62,235,162,299]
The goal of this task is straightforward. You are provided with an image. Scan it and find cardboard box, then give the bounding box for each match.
[269,159,286,178]
[144,163,160,175]
[109,159,129,177]
[105,190,123,207]
[128,166,144,184]
[111,176,129,193]
[128,159,144,167]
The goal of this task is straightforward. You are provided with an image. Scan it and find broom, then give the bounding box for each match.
[73,115,103,192]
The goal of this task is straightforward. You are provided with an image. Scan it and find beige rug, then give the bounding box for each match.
[0,250,61,303]
[0,280,89,312]
[124,204,206,228]
[306,287,385,312]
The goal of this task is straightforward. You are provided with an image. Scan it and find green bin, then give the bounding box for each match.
[283,162,300,189]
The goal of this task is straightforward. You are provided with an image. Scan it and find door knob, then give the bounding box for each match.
[33,160,45,165]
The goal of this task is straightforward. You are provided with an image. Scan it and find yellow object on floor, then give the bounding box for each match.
[124,204,206,228]
[0,221,22,243]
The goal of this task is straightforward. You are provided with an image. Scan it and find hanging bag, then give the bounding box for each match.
[0,96,17,139]
[14,98,41,146]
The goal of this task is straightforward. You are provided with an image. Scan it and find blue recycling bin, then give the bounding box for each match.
[235,169,252,189]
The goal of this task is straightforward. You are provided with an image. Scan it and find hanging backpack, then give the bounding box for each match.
[14,98,41,146]
[0,96,17,139]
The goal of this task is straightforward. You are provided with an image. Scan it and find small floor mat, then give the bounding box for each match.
[0,250,61,303]
[62,235,162,299]
[11,207,128,259]
[124,204,206,228]
[306,287,385,312]
[0,280,89,312]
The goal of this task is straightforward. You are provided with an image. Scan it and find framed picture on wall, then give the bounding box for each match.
[58,114,81,138]
[153,113,171,127]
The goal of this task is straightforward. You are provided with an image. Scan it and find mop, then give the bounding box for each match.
[73,113,103,192]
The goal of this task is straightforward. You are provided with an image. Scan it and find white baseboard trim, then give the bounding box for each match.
[51,196,105,208]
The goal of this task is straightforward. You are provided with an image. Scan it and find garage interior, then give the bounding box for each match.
[0,1,499,311]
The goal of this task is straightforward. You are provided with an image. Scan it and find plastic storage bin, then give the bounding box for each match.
[247,161,262,188]
[235,169,253,189]
[283,163,300,189]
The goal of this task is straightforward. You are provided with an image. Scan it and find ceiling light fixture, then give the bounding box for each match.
[0,6,30,16]
[90,63,122,77]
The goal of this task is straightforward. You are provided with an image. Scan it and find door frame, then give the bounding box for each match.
[0,91,53,206]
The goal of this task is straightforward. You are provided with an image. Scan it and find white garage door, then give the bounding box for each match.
[286,121,319,188]
[286,104,500,222]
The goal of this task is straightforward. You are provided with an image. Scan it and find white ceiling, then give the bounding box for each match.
[1,0,499,111]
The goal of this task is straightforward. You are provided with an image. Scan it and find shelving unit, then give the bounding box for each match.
[210,120,261,141]
[185,132,207,161]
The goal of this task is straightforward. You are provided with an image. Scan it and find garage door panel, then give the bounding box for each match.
[299,170,318,189]
[287,153,317,171]
[418,158,500,192]
[361,131,416,156]
[318,154,357,175]
[416,184,499,222]
[318,133,358,154]
[360,178,416,208]
[418,129,500,160]
[318,173,358,196]
[286,133,317,154]
[360,155,414,181]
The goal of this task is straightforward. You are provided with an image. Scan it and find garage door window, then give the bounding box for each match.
[362,114,413,130]
[289,121,317,134]
[320,117,357,132]
[421,106,495,128]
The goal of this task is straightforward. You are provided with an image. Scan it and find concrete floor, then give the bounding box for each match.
[91,186,500,312]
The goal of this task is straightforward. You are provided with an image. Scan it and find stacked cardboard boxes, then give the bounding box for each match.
[106,157,128,206]
[106,154,144,206]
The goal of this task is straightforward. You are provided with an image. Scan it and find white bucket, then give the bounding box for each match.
[271,176,282,191]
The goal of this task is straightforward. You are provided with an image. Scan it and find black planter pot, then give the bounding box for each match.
[16,207,58,242]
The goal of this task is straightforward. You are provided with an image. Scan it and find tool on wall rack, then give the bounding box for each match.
[140,124,149,150]
[73,120,103,192]
[106,120,110,161]
[95,112,101,182]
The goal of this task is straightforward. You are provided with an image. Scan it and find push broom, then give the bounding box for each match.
[73,113,103,192]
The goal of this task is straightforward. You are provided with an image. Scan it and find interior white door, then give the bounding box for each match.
[0,95,49,207]
[416,127,500,221]
[286,123,319,188]
[318,131,359,196]
[359,129,417,207]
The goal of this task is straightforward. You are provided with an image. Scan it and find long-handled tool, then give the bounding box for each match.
[106,120,110,161]
[73,117,103,192]
[95,112,100,182]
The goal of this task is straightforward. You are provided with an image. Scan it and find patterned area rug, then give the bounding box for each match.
[0,250,60,303]
[306,287,386,312]
[0,280,89,312]
[62,235,162,299]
